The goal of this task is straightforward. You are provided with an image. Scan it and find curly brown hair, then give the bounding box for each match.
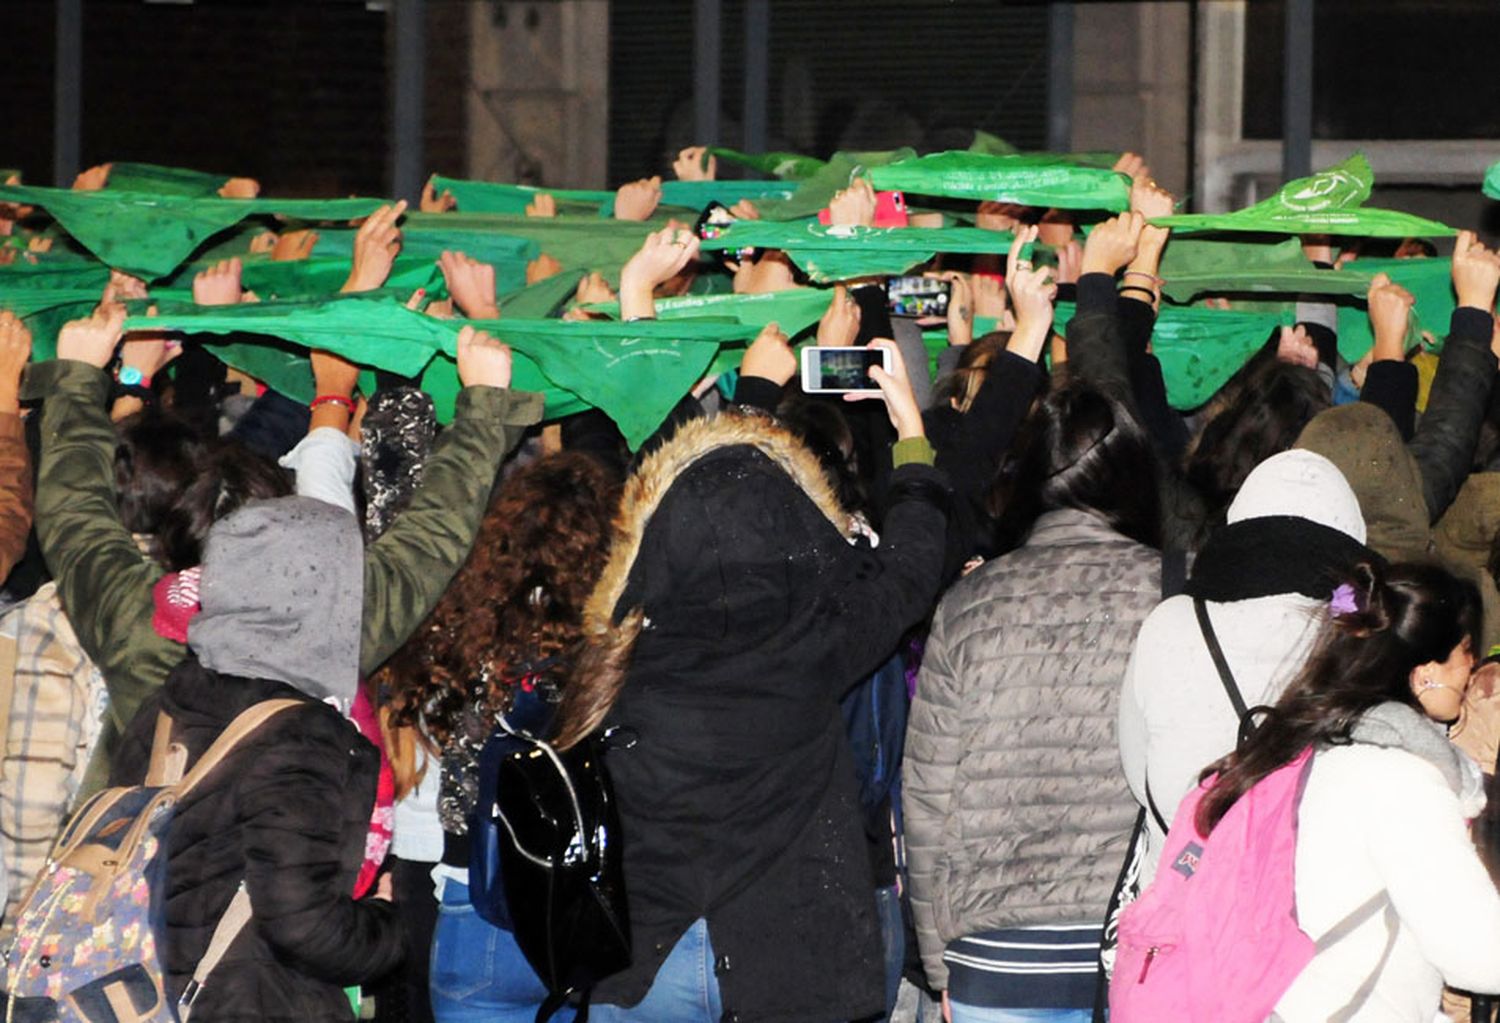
[377,451,621,754]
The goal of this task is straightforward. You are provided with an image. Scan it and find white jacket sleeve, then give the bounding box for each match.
[279,427,360,516]
[1366,752,1500,994]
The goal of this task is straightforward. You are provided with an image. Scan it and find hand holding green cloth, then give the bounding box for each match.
[869,151,1132,211]
[706,147,827,181]
[1485,162,1500,201]
[129,296,762,447]
[1153,152,1455,238]
[1332,256,1456,362]
[588,286,834,335]
[699,221,1013,282]
[104,162,232,198]
[0,183,386,280]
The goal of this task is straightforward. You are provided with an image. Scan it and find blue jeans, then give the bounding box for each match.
[950,1006,1092,1023]
[590,918,722,1023]
[428,878,575,1023]
[875,884,904,1017]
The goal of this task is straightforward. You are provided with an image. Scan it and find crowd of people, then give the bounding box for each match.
[0,139,1499,1023]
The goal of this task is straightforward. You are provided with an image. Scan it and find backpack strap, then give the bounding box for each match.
[178,884,252,1022]
[1325,893,1400,1023]
[145,711,188,787]
[174,698,304,801]
[1193,598,1250,723]
[173,699,304,1018]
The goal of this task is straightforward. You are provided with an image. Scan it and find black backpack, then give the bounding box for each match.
[471,718,631,1023]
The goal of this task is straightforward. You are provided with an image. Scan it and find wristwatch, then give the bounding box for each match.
[117,366,150,388]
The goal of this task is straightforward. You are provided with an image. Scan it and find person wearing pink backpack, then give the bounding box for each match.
[1114,562,1500,1023]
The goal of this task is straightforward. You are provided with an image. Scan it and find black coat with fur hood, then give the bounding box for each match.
[579,412,950,1022]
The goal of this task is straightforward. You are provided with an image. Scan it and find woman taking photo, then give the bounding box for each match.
[553,338,951,1023]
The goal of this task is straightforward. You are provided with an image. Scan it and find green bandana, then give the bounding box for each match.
[698,221,1013,282]
[1153,153,1454,238]
[1485,161,1500,201]
[1158,237,1372,303]
[753,149,919,221]
[588,286,834,335]
[0,183,385,280]
[105,162,232,198]
[1332,256,1455,363]
[129,297,759,447]
[869,151,1132,211]
[707,147,828,180]
[430,176,795,218]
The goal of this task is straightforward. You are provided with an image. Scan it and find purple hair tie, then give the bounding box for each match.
[1330,583,1359,617]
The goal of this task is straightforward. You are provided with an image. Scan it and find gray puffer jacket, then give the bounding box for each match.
[903,508,1161,990]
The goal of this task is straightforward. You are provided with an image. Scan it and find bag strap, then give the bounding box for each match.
[145,711,188,786]
[174,699,303,1017]
[1193,598,1250,723]
[178,884,252,1021]
[174,698,303,801]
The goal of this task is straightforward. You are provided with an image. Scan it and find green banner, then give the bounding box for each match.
[0,183,385,280]
[699,221,1013,282]
[869,151,1132,211]
[1485,161,1500,201]
[1154,153,1454,238]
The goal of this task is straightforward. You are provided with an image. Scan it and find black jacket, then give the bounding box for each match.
[582,413,950,1022]
[112,659,403,1022]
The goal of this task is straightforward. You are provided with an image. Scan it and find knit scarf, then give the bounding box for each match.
[1184,515,1382,603]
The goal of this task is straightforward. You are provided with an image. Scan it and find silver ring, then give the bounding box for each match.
[1014,260,1033,270]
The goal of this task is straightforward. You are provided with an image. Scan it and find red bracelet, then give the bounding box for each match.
[310,394,356,412]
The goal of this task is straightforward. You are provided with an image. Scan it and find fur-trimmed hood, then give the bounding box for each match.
[557,411,850,747]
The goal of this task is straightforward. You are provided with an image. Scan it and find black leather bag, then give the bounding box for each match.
[474,719,631,1023]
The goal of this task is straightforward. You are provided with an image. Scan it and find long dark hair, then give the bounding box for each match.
[1196,561,1480,836]
[379,452,620,752]
[989,382,1161,551]
[1184,357,1330,515]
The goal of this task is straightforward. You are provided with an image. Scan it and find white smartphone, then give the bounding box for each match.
[800,346,891,395]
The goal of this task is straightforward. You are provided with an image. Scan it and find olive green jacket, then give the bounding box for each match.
[32,360,543,793]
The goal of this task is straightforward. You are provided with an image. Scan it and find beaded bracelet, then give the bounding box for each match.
[310,394,356,412]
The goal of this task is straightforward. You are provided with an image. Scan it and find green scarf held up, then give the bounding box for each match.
[1333,256,1456,363]
[698,221,1013,282]
[1153,153,1455,238]
[129,296,761,448]
[387,211,668,282]
[930,301,1289,409]
[753,149,919,221]
[869,151,1132,211]
[707,147,827,181]
[429,175,796,219]
[588,286,834,336]
[1485,162,1500,201]
[0,183,386,280]
[105,162,232,198]
[1158,237,1372,303]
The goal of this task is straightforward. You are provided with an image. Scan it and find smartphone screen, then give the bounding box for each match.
[802,347,888,393]
[887,276,951,318]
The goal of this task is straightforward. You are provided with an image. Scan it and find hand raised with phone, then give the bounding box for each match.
[843,339,924,440]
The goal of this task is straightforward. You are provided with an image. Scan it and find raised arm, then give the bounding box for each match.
[34,309,182,740]
[1408,232,1500,521]
[358,327,543,675]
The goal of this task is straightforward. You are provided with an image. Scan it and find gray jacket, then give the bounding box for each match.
[903,508,1161,990]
